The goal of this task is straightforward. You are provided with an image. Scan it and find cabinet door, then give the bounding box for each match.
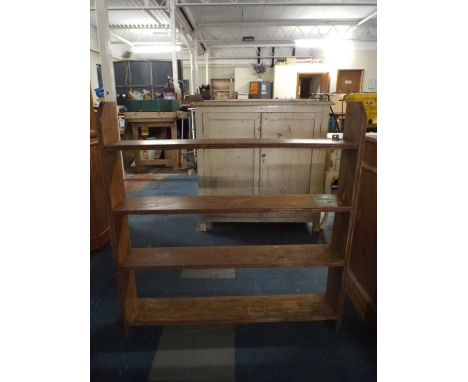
[259,112,326,194]
[199,112,260,195]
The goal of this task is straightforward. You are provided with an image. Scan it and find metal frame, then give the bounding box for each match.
[197,23,376,46]
[90,6,167,11]
[197,19,374,27]
[175,0,377,6]
[91,0,376,76]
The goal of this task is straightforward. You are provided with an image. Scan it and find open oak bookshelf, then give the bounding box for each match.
[96,101,367,336]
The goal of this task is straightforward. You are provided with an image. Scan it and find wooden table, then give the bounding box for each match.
[124,111,188,170]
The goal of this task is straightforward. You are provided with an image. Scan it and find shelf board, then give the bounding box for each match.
[105,138,359,150]
[113,194,351,215]
[130,294,338,325]
[124,244,343,271]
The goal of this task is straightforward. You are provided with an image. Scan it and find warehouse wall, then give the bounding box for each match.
[274,50,377,98]
[182,63,238,89]
[179,64,275,94]
[234,67,275,94]
[181,49,375,96]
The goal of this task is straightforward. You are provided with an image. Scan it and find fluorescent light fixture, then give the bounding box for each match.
[132,45,181,54]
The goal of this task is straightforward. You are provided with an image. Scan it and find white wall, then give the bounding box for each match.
[274,49,377,99]
[182,63,237,89]
[180,63,278,94]
[234,67,274,93]
[180,49,376,97]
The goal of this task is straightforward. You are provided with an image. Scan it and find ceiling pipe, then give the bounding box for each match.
[177,6,207,52]
[109,24,170,30]
[356,10,377,26]
[149,0,207,53]
[175,1,377,7]
[203,56,325,60]
[90,6,167,11]
[198,19,371,27]
[201,38,376,47]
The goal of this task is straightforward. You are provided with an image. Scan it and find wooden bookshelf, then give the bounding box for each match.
[124,245,344,271]
[96,101,368,335]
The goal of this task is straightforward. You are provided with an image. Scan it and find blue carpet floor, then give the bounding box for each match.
[91,174,376,382]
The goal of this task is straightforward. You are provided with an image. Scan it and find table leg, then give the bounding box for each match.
[170,122,179,171]
[131,125,143,170]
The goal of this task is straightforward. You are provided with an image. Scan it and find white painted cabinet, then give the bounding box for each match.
[194,99,330,228]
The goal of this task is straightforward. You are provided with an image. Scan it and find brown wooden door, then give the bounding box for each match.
[336,69,363,93]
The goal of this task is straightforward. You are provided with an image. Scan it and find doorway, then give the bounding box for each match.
[336,69,364,93]
[296,73,330,99]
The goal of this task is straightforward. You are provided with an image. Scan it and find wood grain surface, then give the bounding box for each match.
[131,294,338,325]
[124,244,344,270]
[113,194,351,215]
[106,138,359,150]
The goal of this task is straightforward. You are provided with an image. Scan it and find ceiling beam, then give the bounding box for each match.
[210,43,295,48]
[356,10,377,26]
[91,20,134,47]
[142,0,168,28]
[207,56,320,60]
[175,0,208,52]
[175,1,377,6]
[110,33,134,47]
[197,19,371,27]
[109,24,170,30]
[90,6,167,11]
[201,38,376,47]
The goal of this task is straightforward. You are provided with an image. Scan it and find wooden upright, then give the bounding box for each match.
[90,93,110,251]
[96,101,367,335]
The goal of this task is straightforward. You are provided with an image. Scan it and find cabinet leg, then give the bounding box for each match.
[170,122,179,171]
[312,213,321,232]
[123,322,132,338]
[197,220,208,232]
[335,317,343,331]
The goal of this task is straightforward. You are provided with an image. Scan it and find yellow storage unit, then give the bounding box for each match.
[345,93,377,129]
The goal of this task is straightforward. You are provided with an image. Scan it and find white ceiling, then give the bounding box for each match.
[90,0,377,57]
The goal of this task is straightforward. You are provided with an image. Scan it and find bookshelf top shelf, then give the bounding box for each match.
[106,138,358,150]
